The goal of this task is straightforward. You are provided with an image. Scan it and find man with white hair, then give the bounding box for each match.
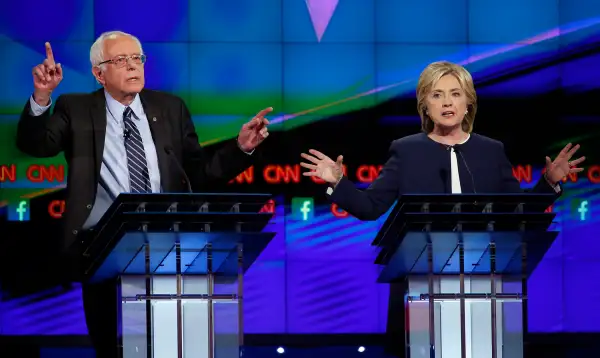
[17,31,272,357]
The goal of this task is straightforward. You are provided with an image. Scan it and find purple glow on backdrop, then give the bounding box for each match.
[286,260,382,333]
[305,0,339,42]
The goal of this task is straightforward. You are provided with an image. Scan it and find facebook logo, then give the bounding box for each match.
[577,200,590,221]
[8,199,30,221]
[571,199,591,221]
[291,197,314,221]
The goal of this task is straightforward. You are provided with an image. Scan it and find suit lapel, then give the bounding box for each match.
[140,90,172,191]
[90,89,107,183]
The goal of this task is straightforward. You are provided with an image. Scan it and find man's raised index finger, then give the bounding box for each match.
[256,107,273,118]
[45,42,55,65]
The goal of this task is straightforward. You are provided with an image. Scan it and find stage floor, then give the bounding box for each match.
[37,346,391,358]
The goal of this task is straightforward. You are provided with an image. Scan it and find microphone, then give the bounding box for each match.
[164,146,192,193]
[451,145,477,194]
[123,128,130,138]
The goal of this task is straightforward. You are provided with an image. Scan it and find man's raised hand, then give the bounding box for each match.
[32,42,63,105]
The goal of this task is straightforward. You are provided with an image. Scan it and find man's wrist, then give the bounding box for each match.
[236,137,254,155]
[33,90,52,107]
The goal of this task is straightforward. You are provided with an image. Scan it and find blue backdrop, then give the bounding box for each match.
[0,0,599,335]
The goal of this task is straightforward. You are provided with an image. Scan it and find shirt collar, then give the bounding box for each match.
[105,90,144,122]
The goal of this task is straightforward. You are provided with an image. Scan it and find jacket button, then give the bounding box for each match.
[86,204,92,209]
[72,229,78,235]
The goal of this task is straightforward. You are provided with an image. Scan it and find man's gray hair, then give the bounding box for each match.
[90,31,143,69]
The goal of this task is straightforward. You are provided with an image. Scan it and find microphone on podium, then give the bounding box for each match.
[164,145,193,193]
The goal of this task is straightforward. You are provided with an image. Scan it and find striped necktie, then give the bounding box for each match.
[123,107,151,193]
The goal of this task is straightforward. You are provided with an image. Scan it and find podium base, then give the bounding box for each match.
[405,275,524,358]
[118,275,241,358]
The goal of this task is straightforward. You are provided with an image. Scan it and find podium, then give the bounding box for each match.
[80,193,275,358]
[373,193,557,358]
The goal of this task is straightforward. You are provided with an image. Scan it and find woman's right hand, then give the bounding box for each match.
[300,149,344,184]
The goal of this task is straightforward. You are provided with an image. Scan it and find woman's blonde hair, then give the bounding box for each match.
[416,61,477,133]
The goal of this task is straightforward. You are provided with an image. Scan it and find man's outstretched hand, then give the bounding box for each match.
[237,107,272,152]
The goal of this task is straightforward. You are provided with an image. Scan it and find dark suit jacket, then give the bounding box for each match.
[329,132,560,220]
[16,88,256,250]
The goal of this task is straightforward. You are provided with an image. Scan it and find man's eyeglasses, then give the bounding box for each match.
[98,54,146,68]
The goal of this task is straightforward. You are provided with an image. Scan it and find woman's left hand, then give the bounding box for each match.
[545,143,585,185]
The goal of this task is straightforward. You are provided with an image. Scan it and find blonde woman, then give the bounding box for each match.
[300,61,585,356]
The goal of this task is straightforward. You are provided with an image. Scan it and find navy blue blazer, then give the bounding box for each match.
[328,132,560,220]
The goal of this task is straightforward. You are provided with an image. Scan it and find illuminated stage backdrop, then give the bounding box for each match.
[1,0,600,336]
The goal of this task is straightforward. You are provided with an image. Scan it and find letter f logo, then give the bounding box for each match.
[292,197,314,221]
[8,199,30,221]
[300,201,311,220]
[17,201,27,220]
[578,200,589,221]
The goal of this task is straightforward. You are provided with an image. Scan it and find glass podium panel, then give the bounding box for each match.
[117,239,243,358]
[406,275,524,358]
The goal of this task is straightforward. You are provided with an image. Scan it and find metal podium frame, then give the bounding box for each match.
[373,193,558,358]
[80,193,275,358]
